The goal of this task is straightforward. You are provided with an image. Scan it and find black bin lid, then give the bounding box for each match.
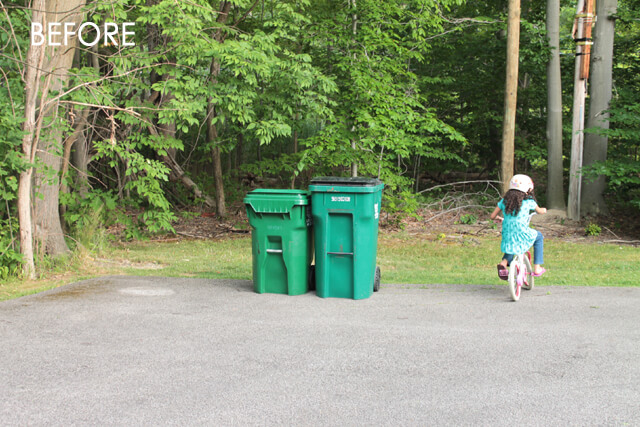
[310,176,383,187]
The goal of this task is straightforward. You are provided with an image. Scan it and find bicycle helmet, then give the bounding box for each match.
[508,174,534,193]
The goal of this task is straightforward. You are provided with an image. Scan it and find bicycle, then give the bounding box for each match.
[497,212,536,302]
[507,250,534,301]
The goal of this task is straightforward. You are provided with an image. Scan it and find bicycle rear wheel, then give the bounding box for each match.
[522,252,534,290]
[508,257,521,301]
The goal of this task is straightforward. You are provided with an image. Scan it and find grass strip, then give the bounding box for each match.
[1,232,638,301]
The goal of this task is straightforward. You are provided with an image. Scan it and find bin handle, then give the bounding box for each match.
[266,249,283,254]
[327,251,354,256]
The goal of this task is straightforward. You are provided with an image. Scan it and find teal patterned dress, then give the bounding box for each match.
[498,198,538,255]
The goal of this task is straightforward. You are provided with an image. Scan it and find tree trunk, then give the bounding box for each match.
[546,0,566,210]
[581,0,617,216]
[154,123,217,210]
[290,112,299,189]
[70,46,101,200]
[32,0,87,257]
[17,0,46,278]
[60,107,90,222]
[567,0,592,219]
[501,0,521,193]
[71,49,99,200]
[350,0,358,178]
[207,99,226,217]
[236,132,243,171]
[153,72,216,209]
[72,118,91,199]
[205,1,232,217]
[18,8,44,279]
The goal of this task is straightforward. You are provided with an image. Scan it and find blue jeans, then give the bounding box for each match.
[503,231,544,265]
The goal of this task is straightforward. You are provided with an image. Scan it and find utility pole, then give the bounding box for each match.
[567,0,595,219]
[501,0,521,193]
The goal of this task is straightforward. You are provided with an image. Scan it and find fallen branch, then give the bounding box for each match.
[424,205,490,223]
[602,226,621,240]
[473,224,498,235]
[146,124,216,209]
[602,240,640,245]
[418,180,502,195]
[176,231,208,239]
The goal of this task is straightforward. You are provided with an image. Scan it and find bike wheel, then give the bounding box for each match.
[522,252,534,290]
[508,257,521,301]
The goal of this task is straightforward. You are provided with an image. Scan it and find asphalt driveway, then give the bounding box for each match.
[1,276,639,426]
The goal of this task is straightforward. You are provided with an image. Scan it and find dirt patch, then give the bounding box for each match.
[172,214,249,240]
[380,206,640,246]
[122,200,639,247]
[93,258,166,270]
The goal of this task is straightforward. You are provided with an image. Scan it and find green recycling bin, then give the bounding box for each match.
[310,177,384,300]
[244,189,313,295]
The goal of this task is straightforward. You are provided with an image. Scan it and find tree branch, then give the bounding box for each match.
[418,180,503,194]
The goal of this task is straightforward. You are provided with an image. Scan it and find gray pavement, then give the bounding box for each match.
[1,276,639,426]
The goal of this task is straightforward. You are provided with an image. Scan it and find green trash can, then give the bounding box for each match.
[244,189,313,295]
[310,177,384,299]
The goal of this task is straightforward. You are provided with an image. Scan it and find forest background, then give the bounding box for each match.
[0,0,638,280]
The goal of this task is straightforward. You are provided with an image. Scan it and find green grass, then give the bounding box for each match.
[112,237,252,279]
[1,232,638,301]
[378,232,639,286]
[104,232,639,287]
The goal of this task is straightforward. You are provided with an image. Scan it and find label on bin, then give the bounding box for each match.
[331,196,351,202]
[375,203,379,219]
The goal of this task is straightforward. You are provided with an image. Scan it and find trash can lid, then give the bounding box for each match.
[243,189,310,213]
[310,176,383,187]
[246,188,310,197]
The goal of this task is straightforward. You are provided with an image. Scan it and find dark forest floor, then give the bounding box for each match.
[161,202,640,247]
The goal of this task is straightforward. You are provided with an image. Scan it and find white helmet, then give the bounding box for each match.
[508,174,534,193]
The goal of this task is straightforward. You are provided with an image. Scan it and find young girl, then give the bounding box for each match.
[490,174,547,279]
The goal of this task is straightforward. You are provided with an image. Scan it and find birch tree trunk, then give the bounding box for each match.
[546,0,566,210]
[581,0,617,216]
[18,0,46,278]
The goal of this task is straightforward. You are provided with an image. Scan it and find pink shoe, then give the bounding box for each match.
[532,268,547,277]
[497,264,508,281]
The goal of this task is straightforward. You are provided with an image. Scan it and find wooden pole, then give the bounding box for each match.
[580,0,596,79]
[501,0,521,193]
[567,0,593,220]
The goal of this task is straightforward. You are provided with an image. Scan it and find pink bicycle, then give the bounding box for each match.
[507,250,534,301]
[496,212,536,302]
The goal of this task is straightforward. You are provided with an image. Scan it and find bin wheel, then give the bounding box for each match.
[373,266,381,292]
[308,265,316,291]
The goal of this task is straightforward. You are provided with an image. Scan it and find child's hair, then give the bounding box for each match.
[503,189,536,216]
